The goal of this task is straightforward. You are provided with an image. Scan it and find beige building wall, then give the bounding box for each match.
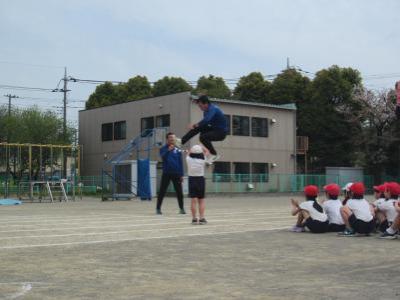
[79,92,296,178]
[189,99,296,175]
[79,92,191,176]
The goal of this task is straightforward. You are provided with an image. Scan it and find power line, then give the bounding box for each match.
[0,84,56,92]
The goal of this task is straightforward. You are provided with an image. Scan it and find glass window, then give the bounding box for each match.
[233,162,250,182]
[213,161,231,182]
[101,123,113,141]
[251,117,269,137]
[114,121,126,140]
[252,163,269,182]
[224,114,231,135]
[156,114,170,128]
[232,116,250,136]
[141,116,154,135]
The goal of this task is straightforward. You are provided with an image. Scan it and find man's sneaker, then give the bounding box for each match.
[156,208,162,215]
[290,225,305,233]
[338,229,355,237]
[179,208,186,215]
[199,218,208,225]
[192,218,198,225]
[379,231,397,240]
[206,154,221,165]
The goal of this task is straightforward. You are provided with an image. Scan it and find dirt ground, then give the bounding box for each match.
[0,195,399,300]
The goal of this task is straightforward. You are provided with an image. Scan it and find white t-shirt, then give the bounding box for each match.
[346,199,373,222]
[373,198,386,208]
[299,201,328,222]
[322,200,344,225]
[186,156,205,177]
[377,199,398,223]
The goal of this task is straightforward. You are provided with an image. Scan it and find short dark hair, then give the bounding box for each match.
[197,95,210,104]
[166,132,174,139]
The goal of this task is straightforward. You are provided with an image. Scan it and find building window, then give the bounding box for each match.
[156,114,170,128]
[114,121,126,140]
[101,123,113,141]
[251,117,269,137]
[233,162,250,182]
[233,115,250,136]
[141,116,154,135]
[224,114,231,135]
[252,163,269,182]
[213,161,231,182]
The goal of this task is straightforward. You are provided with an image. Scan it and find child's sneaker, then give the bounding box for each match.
[338,228,355,237]
[199,218,208,225]
[290,225,305,233]
[379,231,397,240]
[191,218,198,225]
[179,208,186,215]
[156,208,162,215]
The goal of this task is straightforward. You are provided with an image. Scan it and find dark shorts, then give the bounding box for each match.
[188,176,205,199]
[305,218,329,233]
[328,223,346,232]
[349,214,375,234]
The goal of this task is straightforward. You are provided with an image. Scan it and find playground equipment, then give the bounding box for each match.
[0,143,80,201]
[101,127,167,201]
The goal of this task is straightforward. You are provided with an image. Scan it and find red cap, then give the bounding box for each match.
[349,182,365,196]
[304,185,319,197]
[384,182,400,196]
[373,184,386,193]
[323,183,340,197]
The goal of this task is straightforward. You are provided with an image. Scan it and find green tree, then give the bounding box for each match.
[195,75,231,99]
[232,72,271,103]
[301,65,363,172]
[268,68,311,105]
[153,76,192,97]
[86,76,153,109]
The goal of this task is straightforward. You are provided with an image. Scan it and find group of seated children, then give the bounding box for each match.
[290,181,400,238]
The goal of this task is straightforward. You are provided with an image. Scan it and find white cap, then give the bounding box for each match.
[190,145,203,154]
[342,182,353,191]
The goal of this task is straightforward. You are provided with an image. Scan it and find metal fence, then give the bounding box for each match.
[0,173,379,198]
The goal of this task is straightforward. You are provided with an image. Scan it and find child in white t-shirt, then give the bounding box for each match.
[322,183,345,232]
[186,145,207,225]
[290,185,329,233]
[376,182,399,233]
[372,184,389,232]
[339,182,375,236]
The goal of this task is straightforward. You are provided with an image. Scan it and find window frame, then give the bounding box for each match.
[113,121,126,140]
[251,117,269,138]
[101,122,113,142]
[232,115,250,136]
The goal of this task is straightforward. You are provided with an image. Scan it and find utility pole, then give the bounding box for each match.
[63,67,68,142]
[4,94,18,117]
[286,57,290,70]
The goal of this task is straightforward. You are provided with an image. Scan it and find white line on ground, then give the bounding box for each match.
[0,220,292,240]
[0,215,293,233]
[0,226,287,250]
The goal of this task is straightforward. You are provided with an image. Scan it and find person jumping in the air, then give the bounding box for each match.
[180,95,228,165]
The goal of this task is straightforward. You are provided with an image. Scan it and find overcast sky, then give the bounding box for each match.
[0,0,399,125]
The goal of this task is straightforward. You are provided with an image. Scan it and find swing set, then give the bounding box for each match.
[0,142,81,202]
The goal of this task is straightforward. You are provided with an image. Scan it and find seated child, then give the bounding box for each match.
[341,182,353,206]
[322,183,345,232]
[291,185,329,233]
[339,182,375,236]
[380,200,400,239]
[376,182,400,232]
[372,184,388,232]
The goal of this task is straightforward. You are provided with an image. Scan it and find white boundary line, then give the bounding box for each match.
[0,220,292,240]
[0,227,287,250]
[0,218,292,240]
[0,209,288,223]
[0,215,293,232]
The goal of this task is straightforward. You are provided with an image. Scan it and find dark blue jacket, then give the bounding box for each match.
[197,104,228,133]
[159,144,184,176]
